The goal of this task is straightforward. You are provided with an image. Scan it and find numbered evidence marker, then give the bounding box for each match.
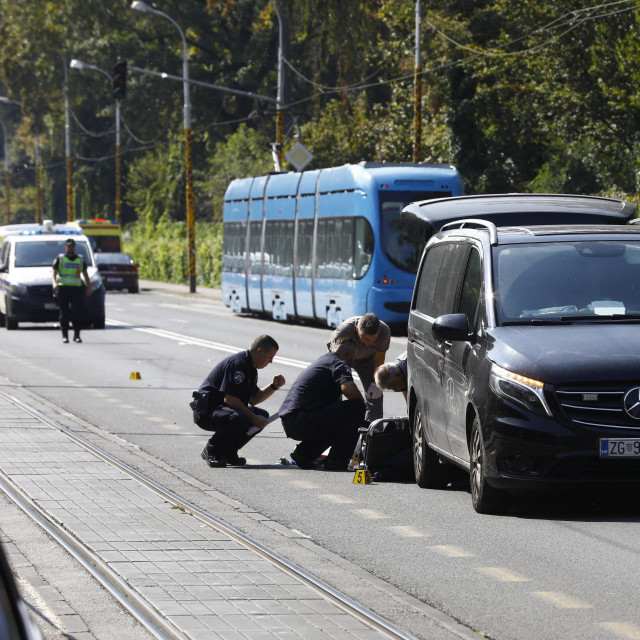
[353,468,372,484]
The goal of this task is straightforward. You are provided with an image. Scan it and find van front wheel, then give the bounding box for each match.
[470,417,507,514]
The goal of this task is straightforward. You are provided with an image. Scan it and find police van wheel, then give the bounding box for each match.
[6,317,18,330]
[413,407,448,489]
[0,310,4,328]
[93,317,105,329]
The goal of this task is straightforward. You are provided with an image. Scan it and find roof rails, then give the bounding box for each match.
[439,218,498,245]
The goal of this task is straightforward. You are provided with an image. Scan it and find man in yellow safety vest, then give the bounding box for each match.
[52,238,92,343]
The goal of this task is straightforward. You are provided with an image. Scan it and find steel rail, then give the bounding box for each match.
[0,389,417,640]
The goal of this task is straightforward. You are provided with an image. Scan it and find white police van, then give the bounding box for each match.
[0,220,105,330]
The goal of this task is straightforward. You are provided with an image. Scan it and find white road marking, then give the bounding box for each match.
[354,508,389,520]
[429,545,473,557]
[477,567,529,582]
[532,591,592,609]
[291,480,319,489]
[390,526,425,538]
[319,494,354,504]
[600,622,640,639]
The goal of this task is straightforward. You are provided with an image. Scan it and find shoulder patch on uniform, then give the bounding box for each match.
[234,371,245,384]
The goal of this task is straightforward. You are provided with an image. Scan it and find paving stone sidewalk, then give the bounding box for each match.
[0,392,390,640]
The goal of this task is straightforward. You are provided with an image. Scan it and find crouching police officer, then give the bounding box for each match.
[374,351,408,403]
[192,335,285,468]
[279,338,366,471]
[52,238,92,344]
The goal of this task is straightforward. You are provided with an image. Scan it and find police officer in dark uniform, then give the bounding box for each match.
[193,335,285,468]
[279,338,366,471]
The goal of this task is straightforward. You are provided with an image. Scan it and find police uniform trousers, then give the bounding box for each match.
[204,405,269,459]
[58,286,84,337]
[353,356,382,423]
[281,398,365,465]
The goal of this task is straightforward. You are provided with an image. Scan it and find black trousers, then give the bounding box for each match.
[281,398,365,464]
[202,405,269,458]
[57,286,84,336]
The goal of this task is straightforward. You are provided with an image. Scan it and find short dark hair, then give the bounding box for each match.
[250,334,279,352]
[332,337,357,363]
[65,238,76,246]
[357,313,380,336]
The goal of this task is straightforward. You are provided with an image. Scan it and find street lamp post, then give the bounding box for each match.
[69,59,122,223]
[413,0,422,163]
[131,1,196,293]
[270,0,285,172]
[0,117,9,224]
[58,53,74,221]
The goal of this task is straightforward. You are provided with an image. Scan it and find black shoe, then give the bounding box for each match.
[62,336,69,344]
[317,458,349,471]
[289,450,316,470]
[201,447,227,468]
[226,455,247,467]
[73,336,82,343]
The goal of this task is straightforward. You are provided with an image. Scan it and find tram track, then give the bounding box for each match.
[0,389,417,640]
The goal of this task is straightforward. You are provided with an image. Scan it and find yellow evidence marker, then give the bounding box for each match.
[353,468,372,484]
[129,371,142,380]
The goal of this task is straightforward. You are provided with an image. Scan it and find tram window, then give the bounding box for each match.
[249,221,262,274]
[354,217,373,279]
[296,220,313,278]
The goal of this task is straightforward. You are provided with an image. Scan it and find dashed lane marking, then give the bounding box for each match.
[429,545,473,558]
[132,410,147,415]
[146,417,164,423]
[390,526,425,538]
[354,508,389,520]
[476,567,530,582]
[291,480,319,489]
[266,470,290,477]
[600,622,640,639]
[532,591,592,609]
[319,494,354,504]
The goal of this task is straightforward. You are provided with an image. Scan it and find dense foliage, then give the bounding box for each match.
[2,1,640,285]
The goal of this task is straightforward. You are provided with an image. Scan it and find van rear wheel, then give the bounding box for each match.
[6,317,17,330]
[413,408,448,489]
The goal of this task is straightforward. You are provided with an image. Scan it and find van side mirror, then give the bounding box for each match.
[432,313,470,341]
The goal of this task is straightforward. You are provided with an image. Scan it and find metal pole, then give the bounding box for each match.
[413,0,422,163]
[115,100,122,223]
[60,53,74,221]
[35,135,42,224]
[0,118,9,224]
[271,0,284,171]
[182,43,196,294]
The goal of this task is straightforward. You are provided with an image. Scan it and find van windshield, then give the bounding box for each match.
[494,240,640,322]
[15,240,93,268]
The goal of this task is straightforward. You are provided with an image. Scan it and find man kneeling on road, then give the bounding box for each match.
[279,338,366,471]
[193,335,285,468]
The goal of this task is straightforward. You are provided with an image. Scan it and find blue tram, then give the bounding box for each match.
[221,162,463,327]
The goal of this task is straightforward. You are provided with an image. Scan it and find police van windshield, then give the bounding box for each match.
[379,190,449,273]
[15,240,92,268]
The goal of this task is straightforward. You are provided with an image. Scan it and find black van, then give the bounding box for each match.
[404,194,640,513]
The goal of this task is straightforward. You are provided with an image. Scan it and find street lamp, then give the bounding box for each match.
[270,0,285,171]
[131,0,196,293]
[413,0,422,163]
[0,117,10,224]
[70,59,123,223]
[58,53,74,222]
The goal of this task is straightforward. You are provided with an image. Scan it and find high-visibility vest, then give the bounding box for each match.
[56,254,85,287]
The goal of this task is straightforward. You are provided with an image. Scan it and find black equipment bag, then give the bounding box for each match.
[360,416,414,481]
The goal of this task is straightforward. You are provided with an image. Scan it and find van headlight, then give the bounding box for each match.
[11,283,27,296]
[489,363,551,416]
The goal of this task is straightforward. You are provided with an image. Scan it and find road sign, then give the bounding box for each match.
[285,141,313,171]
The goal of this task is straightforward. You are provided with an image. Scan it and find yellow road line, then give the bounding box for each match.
[429,545,473,558]
[600,622,640,639]
[532,591,592,609]
[390,526,425,538]
[354,508,389,520]
[476,567,530,582]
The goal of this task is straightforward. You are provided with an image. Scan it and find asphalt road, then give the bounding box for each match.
[1,284,639,640]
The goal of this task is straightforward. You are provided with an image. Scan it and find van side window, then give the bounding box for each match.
[457,248,482,327]
[432,244,470,317]
[415,244,446,315]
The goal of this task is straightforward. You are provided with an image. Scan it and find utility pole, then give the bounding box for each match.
[413,0,422,163]
[0,118,9,224]
[271,0,285,171]
[35,135,42,223]
[59,53,74,221]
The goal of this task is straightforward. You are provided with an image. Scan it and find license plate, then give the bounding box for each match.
[108,277,123,283]
[600,438,640,457]
[44,303,57,310]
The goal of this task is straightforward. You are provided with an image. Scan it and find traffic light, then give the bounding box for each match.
[113,59,127,100]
